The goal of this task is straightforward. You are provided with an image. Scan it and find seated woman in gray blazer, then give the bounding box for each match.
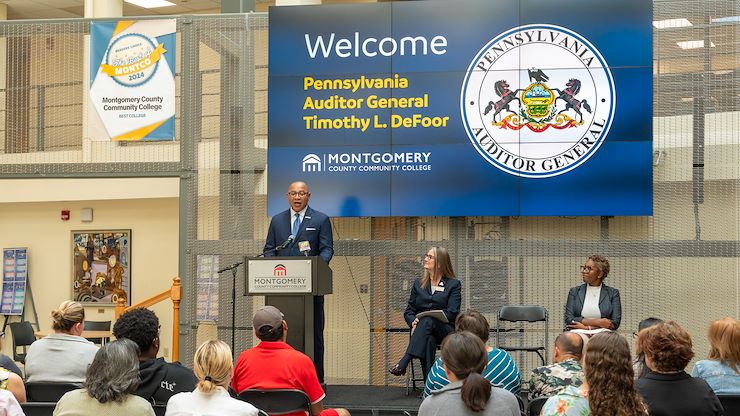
[564,254,621,331]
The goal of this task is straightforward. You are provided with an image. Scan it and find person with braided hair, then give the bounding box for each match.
[165,340,258,416]
[418,331,520,416]
[541,331,648,416]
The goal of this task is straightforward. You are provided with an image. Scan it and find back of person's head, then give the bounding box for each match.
[112,308,159,355]
[441,331,490,412]
[253,305,284,342]
[707,317,740,371]
[51,300,85,332]
[637,317,663,332]
[555,332,584,360]
[455,310,490,343]
[194,340,233,393]
[584,332,646,416]
[83,339,141,403]
[636,320,693,373]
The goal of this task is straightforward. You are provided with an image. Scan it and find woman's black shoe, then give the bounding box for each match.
[388,364,406,376]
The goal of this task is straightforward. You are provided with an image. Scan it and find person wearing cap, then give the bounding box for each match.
[232,306,349,416]
[263,181,334,383]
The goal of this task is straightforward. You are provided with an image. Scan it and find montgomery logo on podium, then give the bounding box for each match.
[248,259,313,294]
[302,154,322,172]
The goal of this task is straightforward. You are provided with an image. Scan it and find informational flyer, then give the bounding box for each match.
[1,248,28,316]
[89,19,176,141]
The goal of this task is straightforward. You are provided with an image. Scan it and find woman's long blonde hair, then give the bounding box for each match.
[193,340,234,392]
[420,246,456,289]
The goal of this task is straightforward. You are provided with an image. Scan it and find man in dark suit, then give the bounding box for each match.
[264,180,333,383]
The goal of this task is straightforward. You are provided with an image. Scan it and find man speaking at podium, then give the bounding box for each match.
[264,180,334,383]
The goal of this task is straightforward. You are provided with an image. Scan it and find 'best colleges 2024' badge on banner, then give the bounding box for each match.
[89,19,176,141]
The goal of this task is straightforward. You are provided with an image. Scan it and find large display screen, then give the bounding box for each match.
[268,0,652,217]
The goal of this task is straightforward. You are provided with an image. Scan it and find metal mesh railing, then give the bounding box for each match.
[0,1,738,386]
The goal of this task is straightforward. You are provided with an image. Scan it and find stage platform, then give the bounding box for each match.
[324,385,423,415]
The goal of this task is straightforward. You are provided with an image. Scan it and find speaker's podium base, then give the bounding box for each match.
[265,295,314,358]
[246,256,332,363]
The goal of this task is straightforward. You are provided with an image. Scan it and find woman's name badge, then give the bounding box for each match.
[432,285,444,292]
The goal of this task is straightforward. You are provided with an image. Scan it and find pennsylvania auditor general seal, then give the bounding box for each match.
[461,24,615,178]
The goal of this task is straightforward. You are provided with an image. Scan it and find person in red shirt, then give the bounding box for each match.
[232,306,350,416]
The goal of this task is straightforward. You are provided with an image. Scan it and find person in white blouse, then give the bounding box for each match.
[165,340,259,416]
[564,254,622,331]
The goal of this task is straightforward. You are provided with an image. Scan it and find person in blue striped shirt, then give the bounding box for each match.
[423,310,522,398]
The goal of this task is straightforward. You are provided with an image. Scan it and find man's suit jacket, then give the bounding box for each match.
[404,277,461,326]
[564,283,621,329]
[264,206,334,263]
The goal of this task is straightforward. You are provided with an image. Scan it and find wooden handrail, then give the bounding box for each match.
[115,276,181,361]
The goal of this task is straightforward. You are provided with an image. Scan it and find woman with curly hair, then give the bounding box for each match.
[564,254,621,331]
[636,321,723,416]
[541,331,647,416]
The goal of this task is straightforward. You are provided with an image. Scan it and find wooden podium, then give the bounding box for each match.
[245,256,332,360]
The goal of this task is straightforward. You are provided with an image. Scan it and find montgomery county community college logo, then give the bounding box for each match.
[461,24,615,178]
[302,153,322,172]
[273,264,287,276]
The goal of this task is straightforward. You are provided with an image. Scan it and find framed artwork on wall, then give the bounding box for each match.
[72,230,130,306]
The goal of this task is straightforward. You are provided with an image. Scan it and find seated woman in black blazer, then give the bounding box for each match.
[389,246,461,379]
[564,254,621,331]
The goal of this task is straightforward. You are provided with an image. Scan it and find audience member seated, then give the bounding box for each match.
[529,331,584,399]
[165,340,258,416]
[633,317,663,380]
[541,332,647,416]
[0,389,23,416]
[112,308,197,405]
[232,306,350,416]
[419,331,519,416]
[423,310,520,398]
[691,316,740,394]
[0,332,22,378]
[564,254,621,331]
[635,321,723,416]
[25,300,98,384]
[53,339,154,416]
[0,367,25,404]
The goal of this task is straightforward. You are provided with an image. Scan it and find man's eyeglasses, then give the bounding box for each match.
[287,191,309,197]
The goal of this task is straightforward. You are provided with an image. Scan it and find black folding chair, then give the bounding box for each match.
[152,404,167,416]
[83,320,111,344]
[238,389,311,415]
[20,402,56,416]
[527,396,550,416]
[495,305,549,366]
[718,394,740,415]
[25,382,80,402]
[8,321,36,364]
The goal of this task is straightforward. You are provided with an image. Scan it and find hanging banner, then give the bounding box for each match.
[268,0,653,216]
[1,248,28,316]
[89,19,176,141]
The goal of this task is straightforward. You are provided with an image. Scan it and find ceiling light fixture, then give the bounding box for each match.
[676,40,715,49]
[653,18,692,29]
[125,0,176,8]
[711,16,740,24]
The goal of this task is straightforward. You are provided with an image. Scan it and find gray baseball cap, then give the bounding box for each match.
[253,305,284,332]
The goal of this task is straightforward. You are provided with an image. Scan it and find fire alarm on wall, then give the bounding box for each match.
[61,210,70,221]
